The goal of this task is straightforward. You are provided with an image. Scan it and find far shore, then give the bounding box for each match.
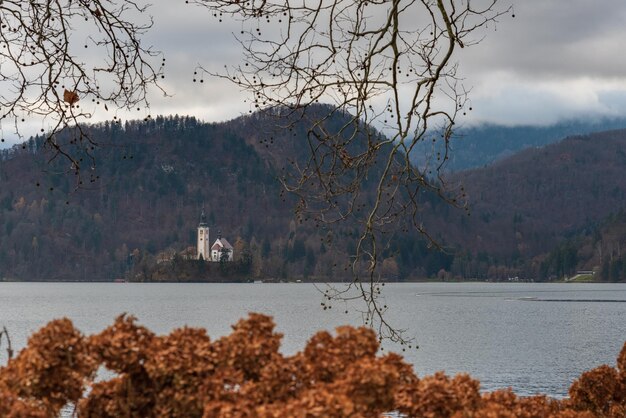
[1,278,621,284]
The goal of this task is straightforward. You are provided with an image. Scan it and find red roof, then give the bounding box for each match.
[211,238,233,251]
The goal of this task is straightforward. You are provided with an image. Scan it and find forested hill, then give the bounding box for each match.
[0,115,282,280]
[1,111,625,282]
[0,110,444,281]
[424,129,626,281]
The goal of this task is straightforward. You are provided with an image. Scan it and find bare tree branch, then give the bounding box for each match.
[192,0,511,344]
[0,0,163,181]
[0,326,13,360]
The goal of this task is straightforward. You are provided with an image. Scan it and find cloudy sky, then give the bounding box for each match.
[138,0,626,127]
[457,0,626,125]
[3,0,626,147]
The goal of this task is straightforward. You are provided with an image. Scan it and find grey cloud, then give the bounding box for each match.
[3,0,626,148]
[147,0,626,126]
[462,0,626,79]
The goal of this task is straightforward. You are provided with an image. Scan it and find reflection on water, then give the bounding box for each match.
[1,282,625,398]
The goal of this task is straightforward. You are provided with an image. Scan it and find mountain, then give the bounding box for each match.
[0,112,326,281]
[0,117,291,280]
[0,108,447,281]
[411,118,626,171]
[1,108,625,282]
[424,129,626,280]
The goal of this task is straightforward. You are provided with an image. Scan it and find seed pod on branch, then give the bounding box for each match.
[0,0,164,185]
[190,0,512,343]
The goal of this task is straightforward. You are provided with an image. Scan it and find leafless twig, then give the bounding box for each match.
[0,326,14,360]
[191,0,511,344]
[0,0,164,185]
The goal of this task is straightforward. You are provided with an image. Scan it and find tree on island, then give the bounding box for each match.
[220,247,232,264]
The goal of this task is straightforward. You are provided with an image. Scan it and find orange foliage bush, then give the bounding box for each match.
[1,314,624,417]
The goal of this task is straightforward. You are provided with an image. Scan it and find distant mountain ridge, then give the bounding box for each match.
[411,117,626,171]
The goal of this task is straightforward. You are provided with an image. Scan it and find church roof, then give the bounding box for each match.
[211,238,233,251]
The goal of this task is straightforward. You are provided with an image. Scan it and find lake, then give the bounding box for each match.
[1,282,625,398]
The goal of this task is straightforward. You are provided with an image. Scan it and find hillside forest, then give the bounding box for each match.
[0,109,625,282]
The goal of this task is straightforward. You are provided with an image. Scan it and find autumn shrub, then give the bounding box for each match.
[0,314,624,417]
[0,318,97,417]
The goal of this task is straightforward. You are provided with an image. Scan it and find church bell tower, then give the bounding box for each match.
[197,209,210,260]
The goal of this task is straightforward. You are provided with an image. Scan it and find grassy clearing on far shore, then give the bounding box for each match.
[568,274,595,283]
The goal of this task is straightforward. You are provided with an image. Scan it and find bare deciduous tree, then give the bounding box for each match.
[0,0,163,170]
[1,0,511,344]
[191,0,511,342]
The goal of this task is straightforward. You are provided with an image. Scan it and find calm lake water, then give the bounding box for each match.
[1,282,625,398]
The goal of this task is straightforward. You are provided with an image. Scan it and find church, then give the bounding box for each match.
[197,211,234,262]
